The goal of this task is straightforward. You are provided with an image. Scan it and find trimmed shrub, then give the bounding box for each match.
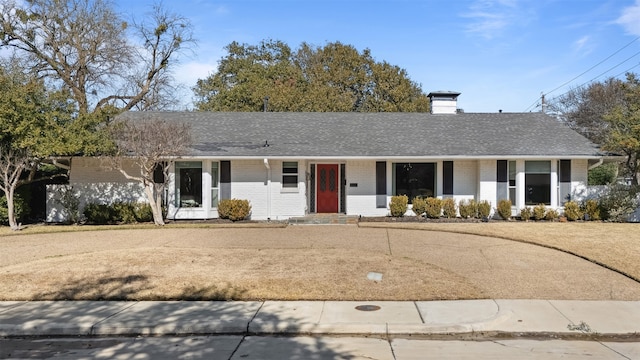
[519,207,532,221]
[563,201,582,221]
[134,203,154,223]
[441,198,457,218]
[583,199,600,221]
[0,194,28,226]
[218,199,252,221]
[84,203,118,224]
[544,208,559,221]
[477,200,491,219]
[113,202,137,224]
[411,197,427,217]
[532,203,547,221]
[496,199,512,220]
[458,199,477,219]
[424,197,443,219]
[83,202,153,225]
[389,195,408,217]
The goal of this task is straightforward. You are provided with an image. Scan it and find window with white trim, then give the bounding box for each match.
[211,162,219,208]
[525,161,551,205]
[508,160,516,203]
[392,162,435,203]
[282,161,298,188]
[175,161,202,208]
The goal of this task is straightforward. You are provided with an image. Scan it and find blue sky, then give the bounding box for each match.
[115,0,640,113]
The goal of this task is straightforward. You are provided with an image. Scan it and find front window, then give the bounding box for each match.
[175,161,202,207]
[525,161,550,205]
[508,160,516,202]
[283,161,298,188]
[211,162,219,208]
[393,163,435,203]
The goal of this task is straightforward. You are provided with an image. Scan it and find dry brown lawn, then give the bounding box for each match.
[359,222,640,282]
[0,222,638,301]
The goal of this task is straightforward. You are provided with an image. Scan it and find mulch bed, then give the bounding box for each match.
[358,216,487,223]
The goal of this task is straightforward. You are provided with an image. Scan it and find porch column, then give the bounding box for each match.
[516,160,525,209]
[550,160,559,208]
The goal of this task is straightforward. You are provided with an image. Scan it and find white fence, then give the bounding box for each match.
[576,186,640,222]
[46,183,146,223]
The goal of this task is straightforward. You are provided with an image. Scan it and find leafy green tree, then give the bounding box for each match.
[194,39,430,112]
[588,162,618,185]
[0,64,61,229]
[603,73,640,185]
[194,40,303,111]
[0,0,194,113]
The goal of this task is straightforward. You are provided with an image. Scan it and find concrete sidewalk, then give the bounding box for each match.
[1,300,639,339]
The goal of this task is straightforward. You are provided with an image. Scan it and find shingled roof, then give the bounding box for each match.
[117,112,602,158]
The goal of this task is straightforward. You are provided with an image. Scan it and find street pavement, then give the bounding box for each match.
[1,299,639,359]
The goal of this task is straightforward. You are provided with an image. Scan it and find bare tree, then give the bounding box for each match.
[0,146,33,230]
[112,3,194,111]
[0,0,195,114]
[109,118,191,225]
[548,78,626,145]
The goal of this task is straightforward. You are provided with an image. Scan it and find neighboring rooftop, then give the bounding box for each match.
[117,111,602,159]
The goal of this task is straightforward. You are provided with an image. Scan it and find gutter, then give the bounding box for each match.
[171,155,604,161]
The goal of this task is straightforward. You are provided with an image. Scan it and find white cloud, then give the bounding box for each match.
[174,61,217,88]
[573,35,594,56]
[617,0,640,36]
[462,0,520,39]
[170,60,219,109]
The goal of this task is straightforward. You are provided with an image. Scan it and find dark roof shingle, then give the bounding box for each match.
[117,112,602,158]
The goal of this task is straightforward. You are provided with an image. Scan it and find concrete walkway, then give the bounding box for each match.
[2,300,639,359]
[1,299,639,337]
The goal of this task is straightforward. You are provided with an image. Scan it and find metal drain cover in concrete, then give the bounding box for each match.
[355,305,381,311]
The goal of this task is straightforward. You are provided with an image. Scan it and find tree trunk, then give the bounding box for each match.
[6,188,19,231]
[144,184,165,226]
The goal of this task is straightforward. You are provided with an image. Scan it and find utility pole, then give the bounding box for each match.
[540,92,547,114]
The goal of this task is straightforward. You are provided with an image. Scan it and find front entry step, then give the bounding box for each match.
[288,214,359,225]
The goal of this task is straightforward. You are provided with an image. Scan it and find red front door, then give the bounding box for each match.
[316,164,339,213]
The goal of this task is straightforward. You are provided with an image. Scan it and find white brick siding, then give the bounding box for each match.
[453,160,477,203]
[47,156,595,222]
[571,159,589,200]
[46,157,146,222]
[69,157,140,184]
[274,159,307,219]
[344,160,387,217]
[477,160,497,206]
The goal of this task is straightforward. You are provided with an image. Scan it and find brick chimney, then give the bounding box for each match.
[427,91,460,114]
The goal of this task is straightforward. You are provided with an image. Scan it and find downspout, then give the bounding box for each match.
[264,158,271,220]
[588,158,604,170]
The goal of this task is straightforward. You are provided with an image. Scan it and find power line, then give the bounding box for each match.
[573,50,640,89]
[523,97,540,112]
[547,56,640,106]
[523,36,640,112]
[544,36,640,97]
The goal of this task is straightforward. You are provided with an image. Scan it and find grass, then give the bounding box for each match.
[0,221,286,236]
[0,221,638,301]
[359,222,640,282]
